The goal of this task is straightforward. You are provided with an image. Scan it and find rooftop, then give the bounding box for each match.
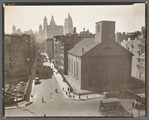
[68,38,98,57]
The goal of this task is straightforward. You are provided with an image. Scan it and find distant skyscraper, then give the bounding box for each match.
[44,16,48,40]
[37,15,63,41]
[16,29,22,35]
[47,15,63,38]
[12,24,16,34]
[63,13,73,35]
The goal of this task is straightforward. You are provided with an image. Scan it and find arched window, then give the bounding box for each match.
[76,62,79,79]
[74,61,75,77]
[68,58,70,72]
[71,59,73,75]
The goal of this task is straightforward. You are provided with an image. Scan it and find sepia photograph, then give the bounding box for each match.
[3,3,146,118]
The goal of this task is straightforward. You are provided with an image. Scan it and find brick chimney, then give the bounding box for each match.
[95,21,115,43]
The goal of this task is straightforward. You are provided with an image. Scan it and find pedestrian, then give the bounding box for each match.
[73,95,75,99]
[50,93,52,99]
[67,87,69,92]
[55,89,58,93]
[79,93,81,99]
[41,97,45,103]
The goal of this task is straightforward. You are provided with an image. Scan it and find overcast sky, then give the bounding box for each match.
[4,3,145,34]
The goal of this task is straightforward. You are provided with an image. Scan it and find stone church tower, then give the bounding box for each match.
[63,13,73,35]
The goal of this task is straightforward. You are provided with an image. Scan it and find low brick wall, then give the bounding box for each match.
[24,76,33,101]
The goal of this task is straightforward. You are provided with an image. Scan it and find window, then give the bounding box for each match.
[138,51,141,55]
[68,58,70,72]
[71,59,73,75]
[74,61,75,77]
[76,62,79,79]
[137,58,141,62]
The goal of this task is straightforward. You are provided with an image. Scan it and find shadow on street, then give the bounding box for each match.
[17,106,35,114]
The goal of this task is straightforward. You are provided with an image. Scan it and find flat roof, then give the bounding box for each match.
[96,20,115,24]
[100,98,121,103]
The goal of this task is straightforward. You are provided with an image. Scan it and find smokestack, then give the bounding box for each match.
[95,21,115,43]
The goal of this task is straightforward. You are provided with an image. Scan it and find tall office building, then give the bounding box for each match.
[63,13,73,35]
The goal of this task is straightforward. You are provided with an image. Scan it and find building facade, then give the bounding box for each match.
[121,35,145,80]
[4,34,36,84]
[45,38,54,60]
[52,35,83,75]
[139,53,145,80]
[53,40,61,69]
[68,21,133,92]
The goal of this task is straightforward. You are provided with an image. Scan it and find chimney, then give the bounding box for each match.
[95,21,115,43]
[82,48,84,53]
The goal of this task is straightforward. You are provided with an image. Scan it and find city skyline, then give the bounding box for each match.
[4,3,145,34]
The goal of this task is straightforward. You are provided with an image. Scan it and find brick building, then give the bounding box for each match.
[4,34,36,84]
[45,38,54,60]
[68,21,133,92]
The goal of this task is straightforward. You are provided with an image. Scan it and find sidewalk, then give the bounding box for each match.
[51,63,103,101]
